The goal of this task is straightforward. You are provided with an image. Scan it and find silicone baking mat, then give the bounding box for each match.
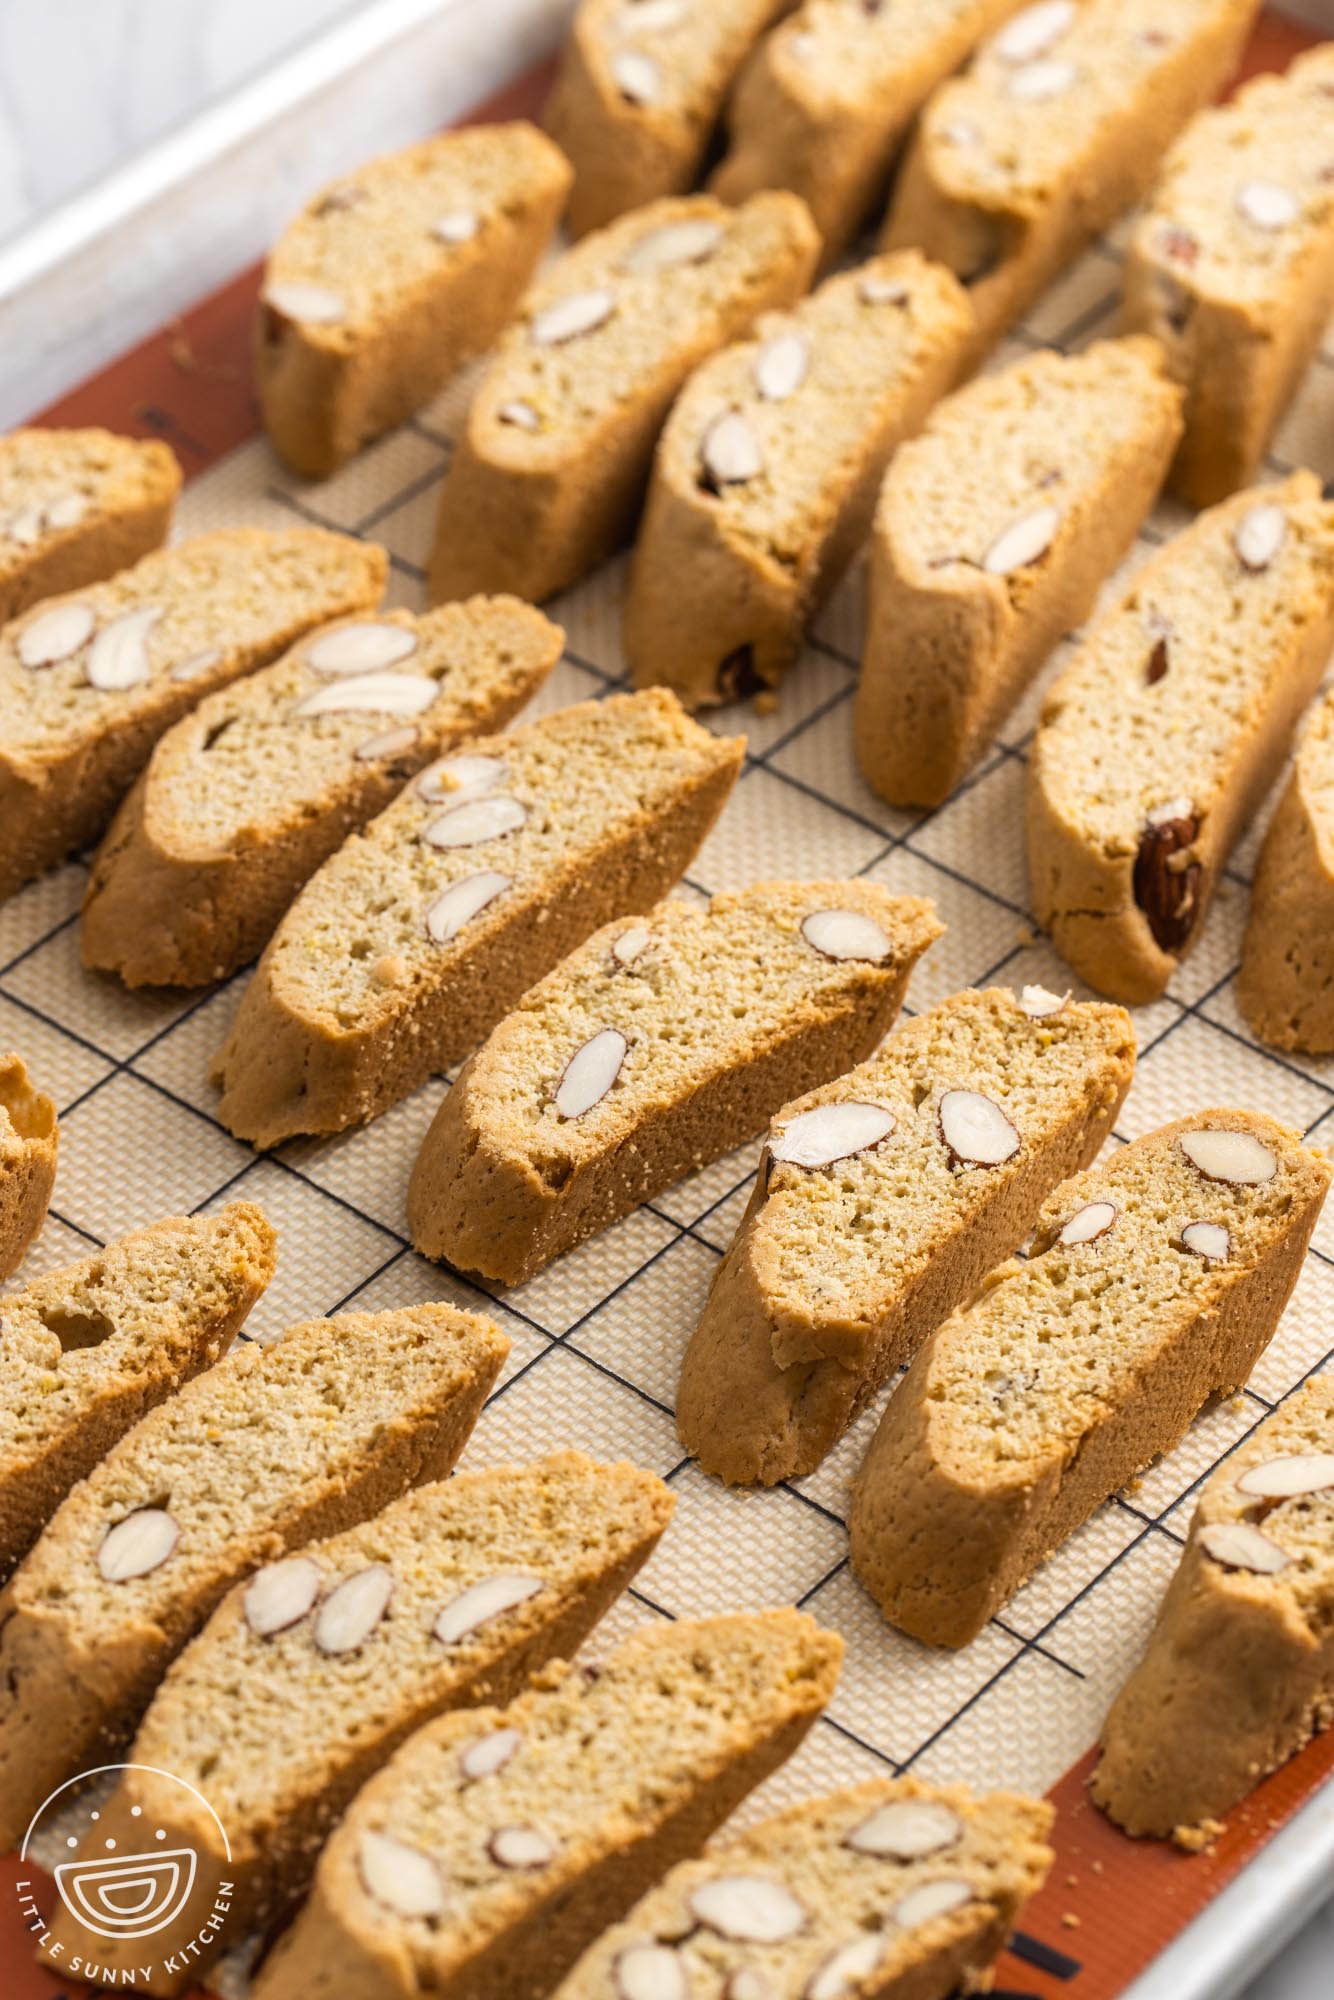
[2,13,1333,1998]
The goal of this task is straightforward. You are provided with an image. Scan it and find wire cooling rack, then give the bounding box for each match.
[1,17,1332,1999]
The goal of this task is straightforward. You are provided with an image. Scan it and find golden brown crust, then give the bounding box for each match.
[0,428,180,625]
[1239,687,1334,1053]
[0,1052,57,1283]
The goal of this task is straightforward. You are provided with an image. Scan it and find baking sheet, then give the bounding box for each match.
[1,11,1333,1998]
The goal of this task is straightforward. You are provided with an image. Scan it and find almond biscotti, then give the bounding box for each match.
[552,1776,1055,2000]
[1124,46,1334,506]
[857,337,1184,809]
[428,193,820,605]
[849,1111,1331,1649]
[712,0,1028,265]
[409,882,942,1286]
[546,0,790,238]
[81,597,562,988]
[677,985,1134,1488]
[44,1453,674,1995]
[881,0,1261,357]
[0,1202,275,1581]
[0,1051,56,1282]
[252,1610,843,2000]
[1239,688,1334,1054]
[0,427,180,623]
[1028,473,1334,1005]
[213,690,743,1147]
[0,1302,508,1850]
[0,526,387,902]
[1092,1375,1334,1840]
[258,124,571,476]
[625,251,973,709]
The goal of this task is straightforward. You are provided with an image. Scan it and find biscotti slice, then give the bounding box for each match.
[712,0,1027,264]
[1239,688,1334,1054]
[677,985,1134,1487]
[252,1610,843,2000]
[428,192,819,605]
[212,690,743,1147]
[1124,46,1334,507]
[849,1111,1331,1649]
[0,1202,276,1581]
[857,337,1184,809]
[546,0,790,238]
[625,252,973,709]
[881,0,1260,357]
[0,526,387,902]
[0,1051,56,1282]
[258,124,570,476]
[1092,1374,1334,1840]
[43,1453,674,1994]
[81,597,562,988]
[1027,473,1334,1005]
[0,1301,507,1849]
[409,882,942,1286]
[0,427,180,624]
[552,1776,1055,2000]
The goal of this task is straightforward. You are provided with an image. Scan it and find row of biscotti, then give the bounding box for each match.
[0,1202,1053,1999]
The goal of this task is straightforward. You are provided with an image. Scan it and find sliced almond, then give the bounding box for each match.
[459,1727,523,1782]
[7,504,43,545]
[1007,57,1076,100]
[982,504,1060,575]
[170,646,224,683]
[689,1875,807,1943]
[1197,1521,1290,1573]
[424,870,511,944]
[845,1799,962,1860]
[432,210,479,244]
[292,671,436,719]
[433,1571,544,1643]
[806,1936,885,2000]
[620,218,723,273]
[421,793,528,848]
[1180,1128,1277,1186]
[555,1027,628,1118]
[98,1508,179,1582]
[1234,505,1286,572]
[1145,795,1194,828]
[1235,1453,1334,1500]
[770,1102,895,1170]
[1181,1219,1230,1262]
[1235,180,1298,231]
[893,1878,973,1928]
[419,753,507,803]
[243,1554,322,1637]
[1059,1200,1118,1247]
[612,925,651,966]
[938,1090,1020,1168]
[754,330,809,402]
[800,907,893,964]
[356,726,419,762]
[531,289,617,346]
[313,1564,394,1654]
[85,607,161,691]
[1018,983,1069,1018]
[702,410,763,488]
[939,119,980,148]
[618,0,687,27]
[357,1830,445,1918]
[993,0,1075,62]
[614,1944,687,2000]
[17,601,95,668]
[488,1825,557,1870]
[858,273,911,306]
[499,399,541,431]
[265,280,347,325]
[612,47,661,103]
[306,622,419,674]
[44,492,90,530]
